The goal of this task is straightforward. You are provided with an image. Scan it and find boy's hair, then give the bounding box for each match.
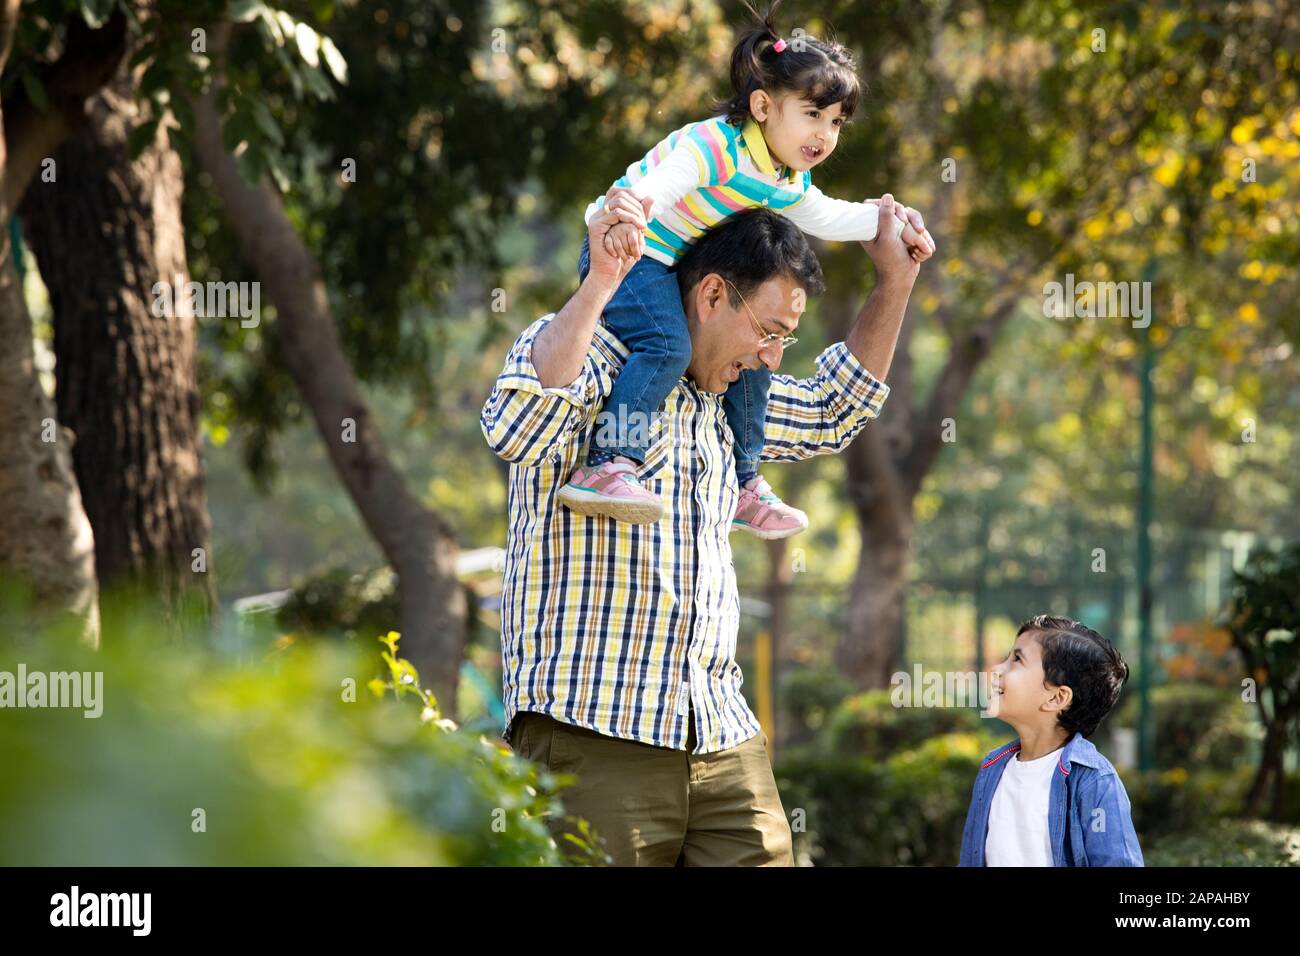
[1017,615,1129,738]
[675,207,825,307]
[718,0,863,127]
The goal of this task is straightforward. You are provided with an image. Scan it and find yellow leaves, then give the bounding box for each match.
[1026,209,1043,226]
[1230,117,1260,145]
[1241,260,1265,280]
[1057,412,1082,441]
[1237,303,1260,324]
[1152,151,1183,187]
[1084,218,1107,240]
[209,424,230,447]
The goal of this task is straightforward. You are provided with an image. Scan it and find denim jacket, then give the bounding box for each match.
[959,732,1144,866]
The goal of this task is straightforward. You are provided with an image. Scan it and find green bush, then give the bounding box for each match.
[779,667,855,741]
[822,688,997,758]
[1108,683,1258,771]
[0,623,598,865]
[274,565,399,640]
[1146,820,1300,866]
[1123,766,1255,842]
[776,731,1003,866]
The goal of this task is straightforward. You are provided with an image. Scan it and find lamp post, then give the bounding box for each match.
[1136,258,1157,772]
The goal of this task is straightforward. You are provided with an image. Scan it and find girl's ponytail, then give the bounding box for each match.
[715,0,862,127]
[727,1,783,119]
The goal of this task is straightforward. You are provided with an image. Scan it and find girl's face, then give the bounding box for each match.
[750,90,848,172]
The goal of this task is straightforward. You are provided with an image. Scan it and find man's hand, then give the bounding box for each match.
[860,194,930,283]
[586,186,654,286]
[867,195,935,261]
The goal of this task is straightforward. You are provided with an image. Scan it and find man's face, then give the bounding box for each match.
[683,273,804,394]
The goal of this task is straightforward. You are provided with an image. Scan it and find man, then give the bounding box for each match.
[480,191,929,865]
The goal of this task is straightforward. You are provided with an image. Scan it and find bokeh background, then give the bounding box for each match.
[0,0,1296,865]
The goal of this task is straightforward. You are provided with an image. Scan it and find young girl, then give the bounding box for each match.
[558,1,933,537]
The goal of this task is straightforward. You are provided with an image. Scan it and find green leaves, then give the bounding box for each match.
[78,0,117,29]
[18,70,46,111]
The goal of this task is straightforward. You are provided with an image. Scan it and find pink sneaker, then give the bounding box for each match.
[732,475,809,539]
[557,456,665,524]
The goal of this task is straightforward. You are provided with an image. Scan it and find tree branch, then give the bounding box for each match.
[2,9,128,211]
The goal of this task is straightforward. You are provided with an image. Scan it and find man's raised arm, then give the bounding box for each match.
[532,190,653,387]
[761,195,925,463]
[479,192,652,466]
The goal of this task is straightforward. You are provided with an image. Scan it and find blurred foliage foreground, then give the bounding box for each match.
[0,612,605,866]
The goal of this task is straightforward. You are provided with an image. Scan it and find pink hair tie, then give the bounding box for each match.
[772,38,787,53]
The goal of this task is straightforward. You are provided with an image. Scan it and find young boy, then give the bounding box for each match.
[959,614,1144,866]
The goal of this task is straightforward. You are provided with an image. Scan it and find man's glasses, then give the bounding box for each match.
[723,278,799,350]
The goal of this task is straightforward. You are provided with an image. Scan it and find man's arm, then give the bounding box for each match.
[761,195,922,462]
[479,201,641,466]
[845,194,924,383]
[533,194,649,388]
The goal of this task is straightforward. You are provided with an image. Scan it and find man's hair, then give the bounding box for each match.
[675,208,825,308]
[1016,614,1129,738]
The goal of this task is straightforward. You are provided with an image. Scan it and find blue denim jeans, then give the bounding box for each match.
[579,236,767,483]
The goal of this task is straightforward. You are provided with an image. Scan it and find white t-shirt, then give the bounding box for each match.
[984,746,1063,866]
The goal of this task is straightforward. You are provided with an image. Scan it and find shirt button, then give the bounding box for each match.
[677,691,690,716]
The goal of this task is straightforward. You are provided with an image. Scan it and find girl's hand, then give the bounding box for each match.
[604,185,654,231]
[604,221,645,261]
[867,196,935,260]
[587,210,639,286]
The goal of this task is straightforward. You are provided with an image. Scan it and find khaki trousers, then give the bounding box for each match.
[510,709,794,867]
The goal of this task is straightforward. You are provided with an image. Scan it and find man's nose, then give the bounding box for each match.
[758,341,785,370]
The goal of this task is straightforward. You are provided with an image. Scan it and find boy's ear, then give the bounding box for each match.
[1042,683,1073,715]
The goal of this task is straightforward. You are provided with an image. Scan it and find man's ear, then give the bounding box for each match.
[696,274,725,320]
[749,89,771,122]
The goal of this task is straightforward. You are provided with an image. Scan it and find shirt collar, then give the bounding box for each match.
[740,117,799,184]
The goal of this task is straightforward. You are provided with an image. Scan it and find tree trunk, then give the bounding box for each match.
[20,77,216,638]
[1243,720,1285,820]
[0,249,100,644]
[0,0,100,644]
[840,505,913,690]
[188,59,466,715]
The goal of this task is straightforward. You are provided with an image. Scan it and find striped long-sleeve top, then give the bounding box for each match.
[480,314,890,754]
[585,115,896,266]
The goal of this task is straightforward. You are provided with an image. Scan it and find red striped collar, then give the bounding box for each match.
[981,740,1071,774]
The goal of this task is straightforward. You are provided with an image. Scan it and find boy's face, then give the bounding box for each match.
[988,631,1072,725]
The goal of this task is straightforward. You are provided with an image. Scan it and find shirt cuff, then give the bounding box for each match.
[816,342,890,417]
